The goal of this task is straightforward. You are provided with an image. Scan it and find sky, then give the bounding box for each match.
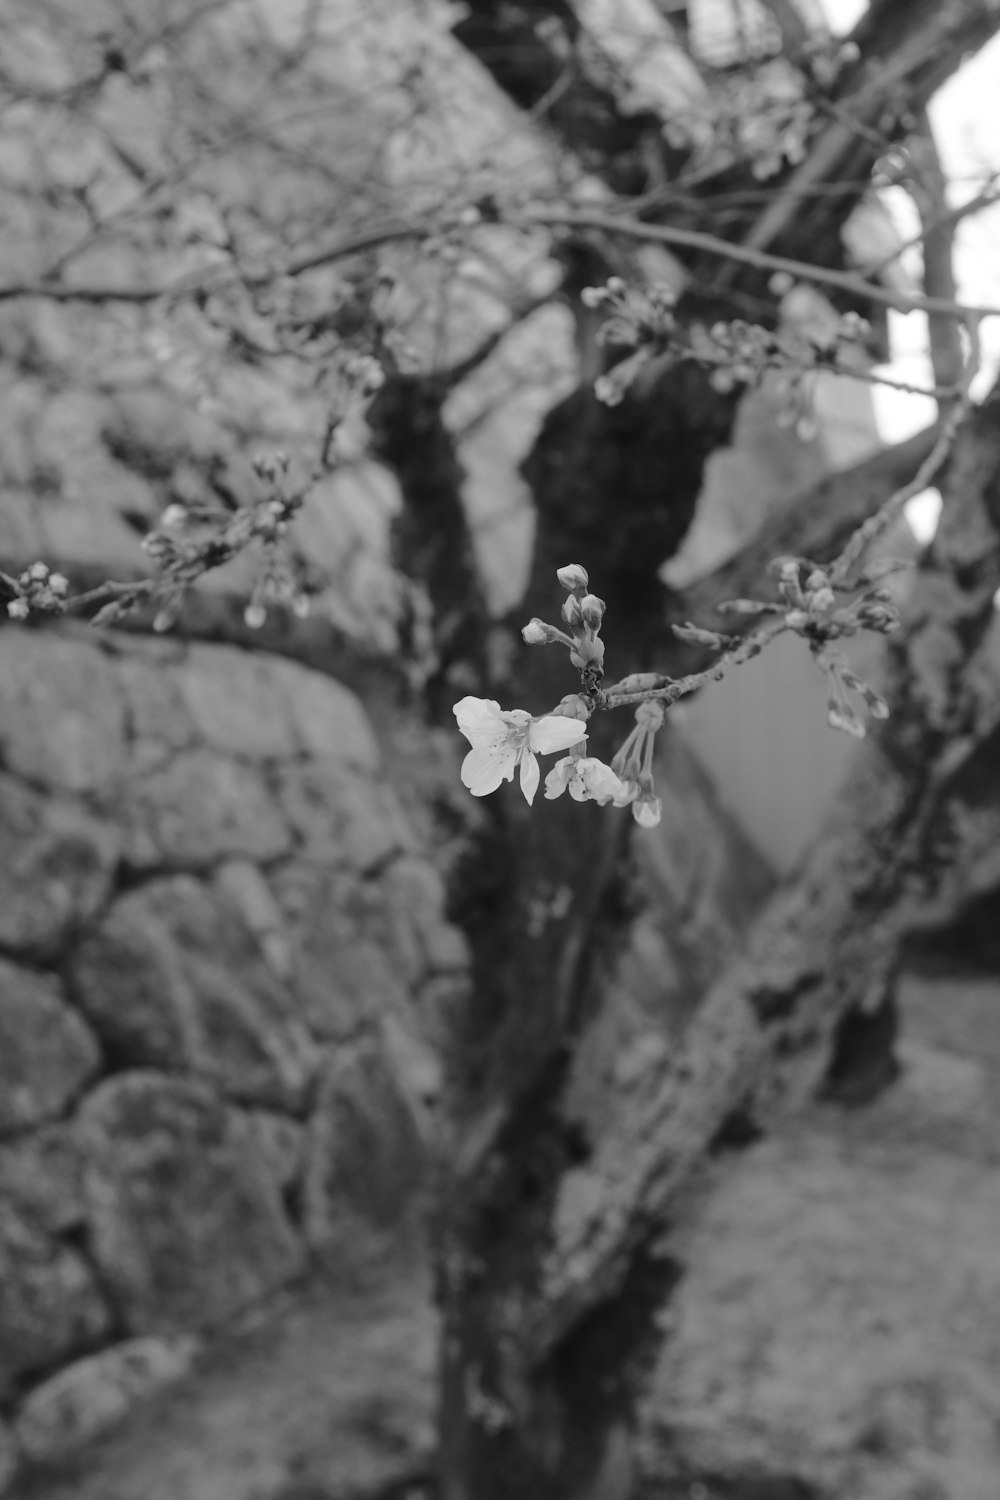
[822,0,1000,545]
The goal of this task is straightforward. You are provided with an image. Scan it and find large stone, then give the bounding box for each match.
[0,1208,112,1399]
[0,1420,16,1497]
[101,386,230,477]
[0,774,119,960]
[0,1125,86,1235]
[68,878,318,1109]
[644,1109,1000,1500]
[269,656,381,767]
[120,749,291,868]
[16,1336,201,1464]
[213,859,293,979]
[270,862,410,1038]
[273,759,414,872]
[176,644,299,760]
[0,629,127,792]
[235,1109,305,1192]
[380,856,470,979]
[80,1073,304,1333]
[303,1044,427,1265]
[0,960,100,1138]
[112,639,195,758]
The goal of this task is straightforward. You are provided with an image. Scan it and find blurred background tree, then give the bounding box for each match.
[2,3,1000,1499]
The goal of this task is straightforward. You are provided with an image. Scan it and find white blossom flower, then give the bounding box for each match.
[544,755,626,804]
[611,777,638,807]
[454,696,587,806]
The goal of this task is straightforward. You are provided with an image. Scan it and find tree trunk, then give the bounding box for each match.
[431,372,1000,1499]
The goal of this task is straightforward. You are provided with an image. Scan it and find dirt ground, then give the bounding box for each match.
[13,968,1000,1500]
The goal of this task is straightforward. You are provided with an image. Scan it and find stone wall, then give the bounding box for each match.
[0,622,468,1491]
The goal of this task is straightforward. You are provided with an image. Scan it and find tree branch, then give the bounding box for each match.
[0,557,410,700]
[529,376,1000,1359]
[906,112,965,392]
[677,421,941,625]
[515,207,1000,322]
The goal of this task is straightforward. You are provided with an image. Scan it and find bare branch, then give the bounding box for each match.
[906,112,965,391]
[530,375,1000,1358]
[517,207,1000,322]
[679,421,942,623]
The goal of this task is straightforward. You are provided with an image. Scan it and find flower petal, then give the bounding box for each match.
[454,696,510,748]
[528,716,588,755]
[461,745,515,797]
[543,757,574,800]
[579,758,627,803]
[519,750,541,805]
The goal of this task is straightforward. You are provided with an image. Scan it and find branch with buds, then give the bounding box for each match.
[453,494,937,828]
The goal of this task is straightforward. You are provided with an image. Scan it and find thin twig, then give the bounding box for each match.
[830,321,981,583]
[6,205,1000,328]
[515,208,1000,323]
[602,618,788,710]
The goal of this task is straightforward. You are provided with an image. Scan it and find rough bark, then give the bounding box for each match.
[431,372,1000,1499]
[527,377,1000,1359]
[453,0,1000,313]
[675,421,940,630]
[365,360,737,1500]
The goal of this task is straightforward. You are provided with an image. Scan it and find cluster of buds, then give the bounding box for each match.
[690,308,870,406]
[729,62,813,182]
[582,279,678,407]
[338,350,386,400]
[4,561,69,620]
[610,700,665,828]
[121,450,311,633]
[767,555,902,644]
[802,36,861,89]
[522,563,607,690]
[716,555,903,736]
[666,58,813,182]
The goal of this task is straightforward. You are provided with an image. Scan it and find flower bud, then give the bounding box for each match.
[579,594,605,628]
[570,636,604,669]
[561,595,583,627]
[549,694,591,721]
[48,573,68,597]
[858,603,899,632]
[808,586,836,613]
[556,564,589,593]
[633,792,663,828]
[716,599,770,615]
[672,621,727,648]
[635,701,665,732]
[522,618,552,645]
[27,561,49,582]
[608,672,668,694]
